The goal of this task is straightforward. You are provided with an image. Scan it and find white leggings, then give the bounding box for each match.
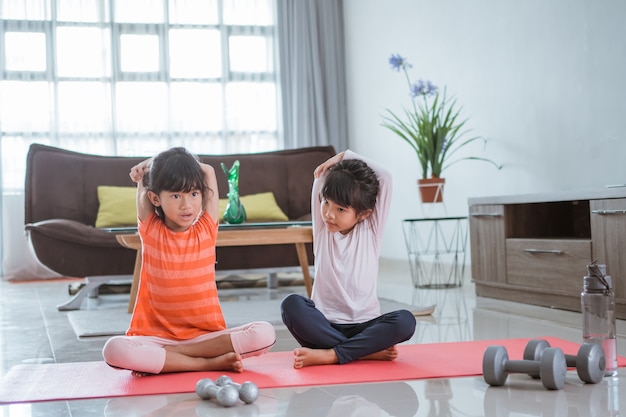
[102,321,275,374]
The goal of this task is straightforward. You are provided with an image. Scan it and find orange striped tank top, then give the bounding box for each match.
[127,211,225,340]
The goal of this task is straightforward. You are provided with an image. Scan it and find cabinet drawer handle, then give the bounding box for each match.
[591,209,626,215]
[523,249,563,254]
[470,213,502,218]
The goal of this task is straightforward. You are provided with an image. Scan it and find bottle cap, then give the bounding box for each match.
[584,261,613,291]
[584,274,613,291]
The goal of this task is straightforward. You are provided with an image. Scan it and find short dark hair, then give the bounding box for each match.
[143,147,210,219]
[321,159,379,213]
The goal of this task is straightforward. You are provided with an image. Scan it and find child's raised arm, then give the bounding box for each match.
[129,158,153,222]
[200,163,219,223]
[314,151,345,179]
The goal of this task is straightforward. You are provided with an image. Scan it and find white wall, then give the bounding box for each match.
[343,0,626,260]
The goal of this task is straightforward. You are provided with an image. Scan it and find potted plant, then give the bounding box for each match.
[381,54,501,203]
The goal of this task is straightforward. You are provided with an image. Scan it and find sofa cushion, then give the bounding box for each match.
[95,186,137,228]
[95,185,289,227]
[219,192,288,222]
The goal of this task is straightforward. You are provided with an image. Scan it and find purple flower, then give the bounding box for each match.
[410,79,438,97]
[389,54,411,71]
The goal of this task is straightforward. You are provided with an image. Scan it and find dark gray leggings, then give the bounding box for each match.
[280,293,417,364]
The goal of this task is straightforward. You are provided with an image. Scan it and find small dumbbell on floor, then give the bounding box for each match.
[196,375,259,407]
[523,339,606,384]
[483,345,567,390]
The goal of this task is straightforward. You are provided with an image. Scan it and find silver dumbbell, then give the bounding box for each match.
[196,378,220,400]
[523,339,606,384]
[196,376,259,406]
[483,345,567,390]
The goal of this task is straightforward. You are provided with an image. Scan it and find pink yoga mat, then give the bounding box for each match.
[1,336,623,403]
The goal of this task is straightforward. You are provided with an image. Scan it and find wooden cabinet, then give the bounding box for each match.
[505,238,590,292]
[469,190,626,318]
[469,205,506,285]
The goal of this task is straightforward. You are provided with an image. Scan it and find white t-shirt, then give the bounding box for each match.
[310,150,392,324]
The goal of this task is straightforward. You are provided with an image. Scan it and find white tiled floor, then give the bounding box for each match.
[1,258,624,416]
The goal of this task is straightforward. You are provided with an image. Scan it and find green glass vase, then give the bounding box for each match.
[220,160,246,224]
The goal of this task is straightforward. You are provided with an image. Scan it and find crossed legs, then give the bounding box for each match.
[102,321,275,375]
[280,294,416,368]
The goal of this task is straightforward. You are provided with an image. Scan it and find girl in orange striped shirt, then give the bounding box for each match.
[102,147,275,375]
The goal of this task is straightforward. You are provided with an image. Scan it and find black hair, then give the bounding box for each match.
[321,159,379,213]
[143,147,210,219]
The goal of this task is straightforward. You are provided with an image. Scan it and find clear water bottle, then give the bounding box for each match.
[581,261,618,376]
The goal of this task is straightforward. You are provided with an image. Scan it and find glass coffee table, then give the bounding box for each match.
[110,221,314,313]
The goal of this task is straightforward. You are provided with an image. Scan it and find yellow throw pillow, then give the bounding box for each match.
[219,192,288,222]
[96,187,287,227]
[95,186,137,228]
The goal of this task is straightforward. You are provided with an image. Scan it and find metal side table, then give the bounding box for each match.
[402,216,468,288]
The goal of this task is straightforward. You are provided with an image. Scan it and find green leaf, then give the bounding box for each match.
[381,85,500,179]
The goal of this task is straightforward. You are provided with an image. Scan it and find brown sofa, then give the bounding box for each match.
[25,143,336,310]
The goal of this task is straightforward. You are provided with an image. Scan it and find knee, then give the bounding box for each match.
[236,321,276,357]
[396,310,417,339]
[253,321,276,349]
[281,293,312,321]
[280,293,304,312]
[102,337,132,368]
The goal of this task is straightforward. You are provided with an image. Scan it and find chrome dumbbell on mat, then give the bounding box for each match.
[196,375,259,407]
[483,345,567,390]
[523,339,606,384]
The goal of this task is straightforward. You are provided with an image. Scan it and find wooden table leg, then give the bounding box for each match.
[295,242,313,297]
[127,248,142,313]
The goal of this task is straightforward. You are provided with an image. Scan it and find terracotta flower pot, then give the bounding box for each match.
[417,177,445,203]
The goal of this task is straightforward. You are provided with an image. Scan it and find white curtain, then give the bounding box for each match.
[276,0,349,151]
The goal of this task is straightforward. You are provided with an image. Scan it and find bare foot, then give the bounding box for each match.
[293,347,338,368]
[160,351,244,374]
[361,346,398,361]
[200,352,244,373]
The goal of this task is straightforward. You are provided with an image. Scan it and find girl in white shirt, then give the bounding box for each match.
[281,150,416,368]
